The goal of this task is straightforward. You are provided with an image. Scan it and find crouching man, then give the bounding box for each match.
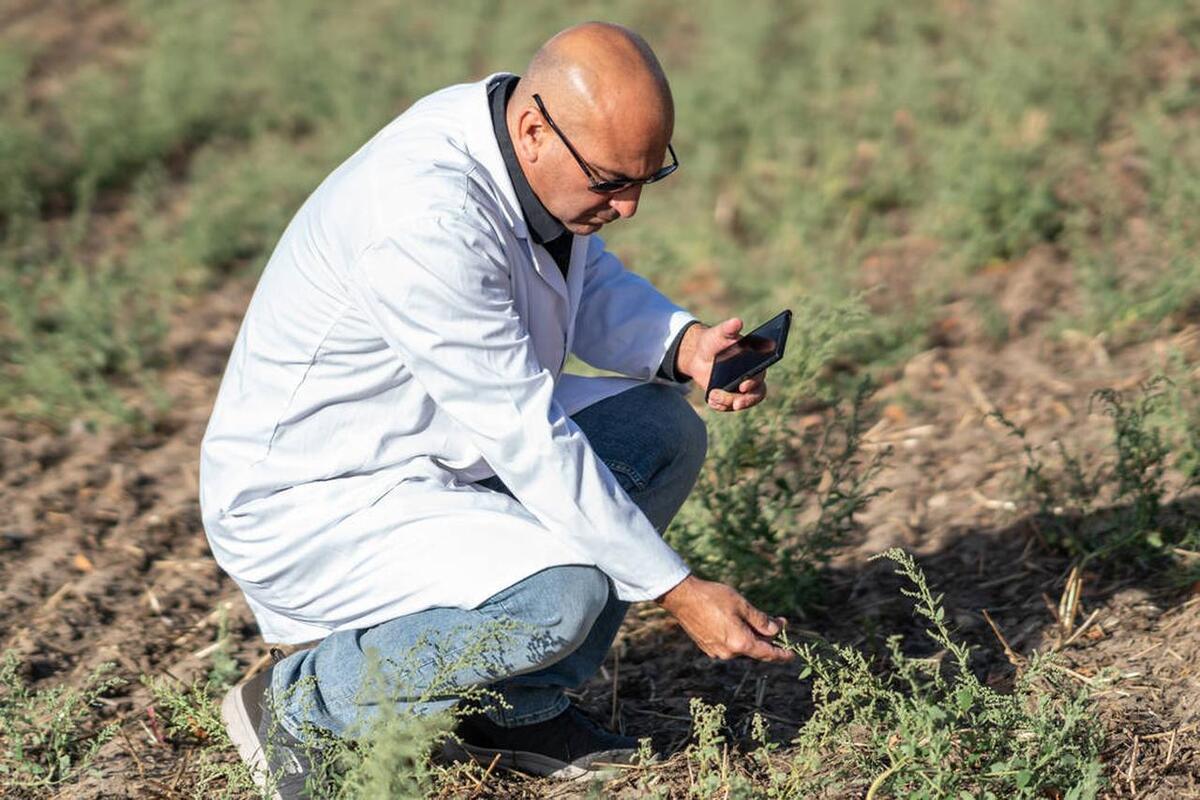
[199,21,791,797]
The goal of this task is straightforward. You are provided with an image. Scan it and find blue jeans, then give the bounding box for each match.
[272,382,707,740]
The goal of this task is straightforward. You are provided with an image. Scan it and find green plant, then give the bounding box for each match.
[4,0,1199,425]
[149,619,518,799]
[770,549,1105,799]
[0,651,125,791]
[208,605,242,690]
[145,677,262,800]
[304,621,518,800]
[611,550,1106,798]
[669,296,889,612]
[995,377,1200,564]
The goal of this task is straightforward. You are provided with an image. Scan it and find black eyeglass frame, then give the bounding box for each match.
[532,93,679,194]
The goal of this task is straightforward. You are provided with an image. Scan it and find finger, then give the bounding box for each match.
[731,390,766,411]
[738,376,765,394]
[743,604,781,637]
[709,385,764,412]
[716,317,743,340]
[706,390,735,412]
[740,636,795,663]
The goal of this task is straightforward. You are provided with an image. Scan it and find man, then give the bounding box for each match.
[202,21,792,795]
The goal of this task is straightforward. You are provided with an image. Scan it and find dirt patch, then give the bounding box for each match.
[0,0,144,106]
[0,279,270,797]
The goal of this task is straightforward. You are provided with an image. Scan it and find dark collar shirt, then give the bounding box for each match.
[488,74,696,383]
[489,75,575,276]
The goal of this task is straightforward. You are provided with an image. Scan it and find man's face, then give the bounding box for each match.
[517,98,673,236]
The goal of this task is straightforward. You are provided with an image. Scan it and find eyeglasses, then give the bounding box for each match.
[532,93,679,194]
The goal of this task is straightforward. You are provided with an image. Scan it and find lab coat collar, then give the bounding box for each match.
[465,73,571,302]
[466,73,529,241]
[488,74,569,248]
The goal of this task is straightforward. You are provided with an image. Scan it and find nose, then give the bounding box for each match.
[608,185,643,219]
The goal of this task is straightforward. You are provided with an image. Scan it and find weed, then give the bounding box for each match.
[4,0,1198,424]
[149,619,518,799]
[145,677,261,800]
[772,549,1105,798]
[995,377,1200,564]
[615,550,1105,798]
[0,651,125,792]
[303,621,518,799]
[670,298,889,612]
[208,604,242,690]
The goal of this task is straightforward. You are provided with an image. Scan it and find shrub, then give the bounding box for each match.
[668,297,888,613]
[0,651,124,792]
[995,377,1200,565]
[769,550,1105,799]
[620,550,1106,799]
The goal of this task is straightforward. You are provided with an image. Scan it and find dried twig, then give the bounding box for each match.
[1129,641,1162,660]
[241,650,276,682]
[1126,733,1139,796]
[1057,566,1083,641]
[955,367,998,420]
[169,748,190,792]
[1056,609,1101,651]
[467,752,502,797]
[610,647,621,731]
[981,609,1024,668]
[977,570,1027,589]
[117,725,147,782]
[1047,662,1097,686]
[624,705,693,723]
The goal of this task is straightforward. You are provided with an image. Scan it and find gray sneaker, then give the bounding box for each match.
[448,703,641,780]
[220,665,314,800]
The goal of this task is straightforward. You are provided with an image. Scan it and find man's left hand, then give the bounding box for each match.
[676,318,769,412]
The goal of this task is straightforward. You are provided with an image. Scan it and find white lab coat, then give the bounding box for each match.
[199,74,696,644]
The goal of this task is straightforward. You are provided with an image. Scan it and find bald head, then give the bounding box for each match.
[514,22,674,163]
[504,23,676,235]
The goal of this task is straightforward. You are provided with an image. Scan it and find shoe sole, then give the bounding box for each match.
[445,739,636,780]
[220,682,280,800]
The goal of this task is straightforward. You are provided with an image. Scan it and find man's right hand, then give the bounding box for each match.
[656,574,794,663]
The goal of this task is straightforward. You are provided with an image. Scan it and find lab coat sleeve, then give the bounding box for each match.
[571,235,698,379]
[349,213,691,602]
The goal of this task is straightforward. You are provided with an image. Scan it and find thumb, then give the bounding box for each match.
[742,603,781,637]
[715,317,743,340]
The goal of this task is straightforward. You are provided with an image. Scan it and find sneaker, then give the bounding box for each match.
[449,703,641,780]
[220,665,314,800]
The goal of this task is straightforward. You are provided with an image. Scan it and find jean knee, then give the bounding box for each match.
[647,385,708,479]
[500,565,609,661]
[676,394,708,475]
[553,566,610,649]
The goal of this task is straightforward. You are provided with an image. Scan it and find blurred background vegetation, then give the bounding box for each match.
[1,0,1198,427]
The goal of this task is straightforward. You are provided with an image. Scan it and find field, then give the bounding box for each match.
[2,0,1200,797]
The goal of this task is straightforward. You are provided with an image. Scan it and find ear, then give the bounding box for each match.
[513,105,547,164]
